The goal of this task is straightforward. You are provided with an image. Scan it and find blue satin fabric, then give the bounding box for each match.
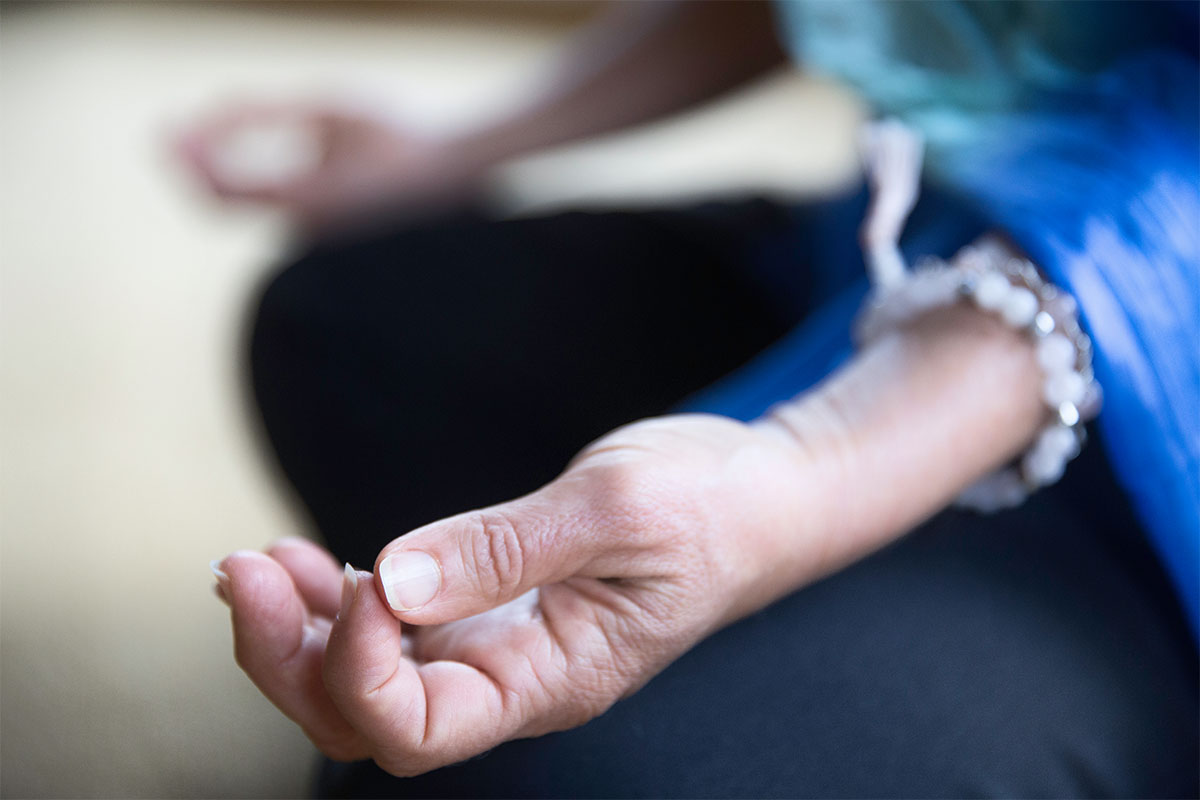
[946,53,1200,639]
[686,2,1199,638]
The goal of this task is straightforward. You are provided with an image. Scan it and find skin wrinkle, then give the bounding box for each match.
[372,667,440,775]
[510,595,601,734]
[569,569,710,698]
[388,662,492,777]
[277,621,325,673]
[531,586,580,656]
[573,471,679,579]
[360,645,405,703]
[422,659,508,749]
[472,509,530,608]
[548,598,630,721]
[509,635,559,727]
[743,417,846,599]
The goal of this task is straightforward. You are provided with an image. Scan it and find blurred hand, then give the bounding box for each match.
[176,102,483,233]
[214,413,829,776]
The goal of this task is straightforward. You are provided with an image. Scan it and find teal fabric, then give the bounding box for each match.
[773,0,1184,171]
[756,1,1200,638]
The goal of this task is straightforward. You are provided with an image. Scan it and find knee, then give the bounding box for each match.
[250,254,329,362]
[247,244,380,400]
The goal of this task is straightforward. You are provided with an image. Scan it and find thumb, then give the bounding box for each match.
[373,485,600,625]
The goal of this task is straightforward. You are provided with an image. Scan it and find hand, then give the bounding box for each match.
[176,101,484,233]
[214,413,831,776]
[214,299,1044,777]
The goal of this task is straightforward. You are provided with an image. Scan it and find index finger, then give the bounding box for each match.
[324,568,529,776]
[175,102,327,199]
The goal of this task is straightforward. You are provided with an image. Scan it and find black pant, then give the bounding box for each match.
[248,199,1198,798]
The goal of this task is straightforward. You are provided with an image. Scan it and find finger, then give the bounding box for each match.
[372,483,605,626]
[266,537,344,619]
[177,129,291,203]
[220,551,367,761]
[324,567,515,776]
[177,102,310,158]
[176,103,325,202]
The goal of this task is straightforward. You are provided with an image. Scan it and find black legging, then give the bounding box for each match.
[247,198,1198,798]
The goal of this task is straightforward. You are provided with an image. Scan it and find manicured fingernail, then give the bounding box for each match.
[378,551,440,611]
[210,559,231,604]
[338,563,357,621]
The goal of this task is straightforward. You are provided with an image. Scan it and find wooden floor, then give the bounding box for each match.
[0,3,860,796]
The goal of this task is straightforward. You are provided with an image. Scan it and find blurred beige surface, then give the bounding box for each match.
[0,2,860,797]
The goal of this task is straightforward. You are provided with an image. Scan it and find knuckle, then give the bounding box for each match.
[574,457,724,590]
[583,459,683,552]
[583,458,653,519]
[461,509,529,603]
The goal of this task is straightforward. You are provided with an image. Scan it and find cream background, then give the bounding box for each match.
[0,3,860,796]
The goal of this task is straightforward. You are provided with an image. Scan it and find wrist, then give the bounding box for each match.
[752,302,1042,590]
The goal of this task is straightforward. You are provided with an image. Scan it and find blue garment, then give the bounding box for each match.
[689,1,1200,638]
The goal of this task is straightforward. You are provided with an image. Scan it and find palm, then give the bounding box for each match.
[412,577,652,717]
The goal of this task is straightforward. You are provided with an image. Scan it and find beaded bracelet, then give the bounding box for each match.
[855,120,1101,512]
[855,240,1102,511]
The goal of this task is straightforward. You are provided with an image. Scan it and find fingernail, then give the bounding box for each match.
[210,559,231,604]
[378,551,440,611]
[338,563,357,621]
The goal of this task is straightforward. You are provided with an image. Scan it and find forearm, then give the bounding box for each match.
[736,301,1044,616]
[452,0,786,170]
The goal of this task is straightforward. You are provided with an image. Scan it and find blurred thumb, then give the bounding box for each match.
[373,487,598,625]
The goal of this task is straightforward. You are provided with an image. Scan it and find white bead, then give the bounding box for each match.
[926,273,959,305]
[1000,287,1039,327]
[1023,447,1066,486]
[973,272,1010,311]
[956,470,1027,512]
[908,277,940,309]
[1036,334,1076,374]
[1058,402,1081,427]
[1043,370,1087,408]
[1037,425,1077,461]
[1045,292,1078,321]
[957,249,984,271]
[1033,310,1056,336]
